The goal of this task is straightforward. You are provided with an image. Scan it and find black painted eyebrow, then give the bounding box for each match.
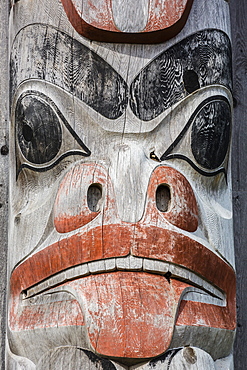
[10,24,128,120]
[11,25,232,122]
[130,29,232,121]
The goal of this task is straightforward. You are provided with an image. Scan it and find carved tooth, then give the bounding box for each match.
[166,264,182,278]
[51,271,67,286]
[25,284,39,298]
[143,258,155,272]
[143,259,169,274]
[23,256,224,304]
[124,255,131,269]
[189,271,202,288]
[183,269,224,300]
[89,260,106,274]
[153,260,170,274]
[184,270,196,285]
[65,266,77,280]
[38,280,49,293]
[26,280,48,298]
[169,265,224,300]
[116,257,127,270]
[129,255,143,270]
[76,263,90,277]
[105,258,116,271]
[170,265,195,284]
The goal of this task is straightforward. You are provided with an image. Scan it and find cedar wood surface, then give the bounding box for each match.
[0,0,246,369]
[0,0,8,369]
[230,0,247,369]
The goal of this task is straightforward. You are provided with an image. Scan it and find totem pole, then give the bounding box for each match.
[7,0,236,368]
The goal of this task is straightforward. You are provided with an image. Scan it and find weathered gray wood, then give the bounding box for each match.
[34,346,233,369]
[36,347,117,370]
[111,0,149,32]
[0,1,8,370]
[230,2,247,368]
[8,0,236,368]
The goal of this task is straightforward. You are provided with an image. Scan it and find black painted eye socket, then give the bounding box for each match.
[160,96,231,177]
[16,96,62,164]
[191,100,231,170]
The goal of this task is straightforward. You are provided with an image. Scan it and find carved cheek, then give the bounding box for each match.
[54,163,113,233]
[146,166,198,232]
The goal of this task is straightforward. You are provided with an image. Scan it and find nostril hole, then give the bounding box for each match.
[87,183,103,212]
[156,184,171,212]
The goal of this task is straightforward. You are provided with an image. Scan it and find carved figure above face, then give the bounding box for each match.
[8,0,236,368]
[59,0,194,42]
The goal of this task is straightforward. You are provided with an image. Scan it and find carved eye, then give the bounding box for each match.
[160,96,231,176]
[16,95,62,164]
[191,100,231,170]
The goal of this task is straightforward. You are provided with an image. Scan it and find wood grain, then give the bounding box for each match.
[60,0,194,43]
[36,347,117,369]
[229,1,247,368]
[7,0,236,367]
[10,26,231,123]
[0,1,8,370]
[112,0,149,32]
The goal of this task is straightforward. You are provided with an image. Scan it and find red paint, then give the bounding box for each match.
[9,227,236,337]
[54,163,112,233]
[59,0,194,43]
[54,164,198,233]
[11,299,84,330]
[9,164,236,359]
[146,166,198,232]
[68,272,189,358]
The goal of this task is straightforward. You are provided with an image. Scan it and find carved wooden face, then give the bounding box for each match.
[8,0,235,366]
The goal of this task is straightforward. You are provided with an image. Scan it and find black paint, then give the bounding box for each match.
[15,91,91,176]
[10,25,128,120]
[149,348,183,368]
[161,96,231,176]
[36,347,117,369]
[150,151,161,162]
[16,95,62,164]
[164,271,172,283]
[191,100,231,169]
[83,349,117,370]
[130,30,232,121]
[16,151,90,178]
[162,154,227,178]
[11,26,231,122]
[22,124,33,142]
[183,70,200,94]
[0,145,8,155]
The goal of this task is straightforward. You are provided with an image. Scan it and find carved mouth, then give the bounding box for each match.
[22,255,225,307]
[9,223,236,361]
[9,223,236,345]
[10,224,235,312]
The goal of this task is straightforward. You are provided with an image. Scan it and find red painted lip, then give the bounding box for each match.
[10,223,236,330]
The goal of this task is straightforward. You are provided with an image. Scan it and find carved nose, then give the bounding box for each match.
[144,166,198,232]
[54,163,116,233]
[54,163,198,234]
